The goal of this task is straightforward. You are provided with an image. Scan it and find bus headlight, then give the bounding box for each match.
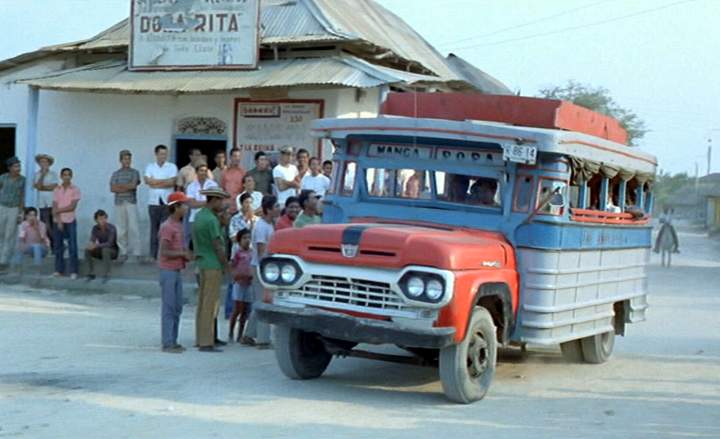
[281,264,298,283]
[425,279,444,301]
[406,276,425,298]
[260,258,302,285]
[400,272,446,304]
[263,262,280,283]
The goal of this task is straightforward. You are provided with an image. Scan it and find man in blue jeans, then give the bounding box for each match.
[52,168,80,279]
[158,192,193,353]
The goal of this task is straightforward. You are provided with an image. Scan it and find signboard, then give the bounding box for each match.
[368,144,433,160]
[130,0,260,71]
[234,99,324,170]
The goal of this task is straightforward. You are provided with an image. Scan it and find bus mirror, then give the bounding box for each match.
[549,193,565,208]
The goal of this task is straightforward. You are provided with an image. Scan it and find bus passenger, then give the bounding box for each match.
[403,170,424,198]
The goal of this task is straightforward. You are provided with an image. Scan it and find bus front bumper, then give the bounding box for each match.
[255,303,456,349]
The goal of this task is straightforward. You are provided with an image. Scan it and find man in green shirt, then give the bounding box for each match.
[0,157,26,269]
[294,190,323,229]
[191,187,230,352]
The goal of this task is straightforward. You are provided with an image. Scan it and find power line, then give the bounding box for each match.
[437,0,611,47]
[448,0,699,51]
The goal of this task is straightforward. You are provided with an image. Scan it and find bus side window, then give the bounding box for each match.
[341,162,357,196]
[513,175,533,212]
[538,179,567,215]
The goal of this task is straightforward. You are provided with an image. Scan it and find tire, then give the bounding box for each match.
[560,339,585,362]
[439,307,497,404]
[581,328,615,364]
[273,324,332,380]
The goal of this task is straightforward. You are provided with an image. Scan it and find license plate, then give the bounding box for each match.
[502,144,537,165]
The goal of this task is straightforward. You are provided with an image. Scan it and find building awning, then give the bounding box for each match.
[16,55,445,94]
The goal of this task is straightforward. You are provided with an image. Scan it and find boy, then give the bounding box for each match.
[85,210,118,282]
[228,229,253,344]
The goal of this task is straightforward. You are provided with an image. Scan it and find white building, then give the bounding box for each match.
[0,0,510,253]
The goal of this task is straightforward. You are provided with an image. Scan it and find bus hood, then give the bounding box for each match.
[268,222,512,271]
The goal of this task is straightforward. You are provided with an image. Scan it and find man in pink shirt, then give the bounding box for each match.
[158,192,193,353]
[52,168,81,279]
[13,207,50,266]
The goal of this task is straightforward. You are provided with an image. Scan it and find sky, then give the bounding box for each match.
[1,0,719,175]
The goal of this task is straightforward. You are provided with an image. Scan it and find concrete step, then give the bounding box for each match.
[0,258,202,300]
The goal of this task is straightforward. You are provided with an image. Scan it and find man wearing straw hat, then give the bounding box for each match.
[33,153,58,251]
[191,187,230,352]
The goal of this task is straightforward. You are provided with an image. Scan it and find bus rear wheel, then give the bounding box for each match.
[439,307,497,404]
[273,325,332,379]
[560,328,615,364]
[581,329,615,364]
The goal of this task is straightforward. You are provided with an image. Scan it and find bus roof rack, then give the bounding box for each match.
[380,92,629,145]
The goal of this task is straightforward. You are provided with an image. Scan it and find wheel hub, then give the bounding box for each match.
[466,330,489,379]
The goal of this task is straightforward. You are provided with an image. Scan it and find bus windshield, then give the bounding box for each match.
[365,167,503,209]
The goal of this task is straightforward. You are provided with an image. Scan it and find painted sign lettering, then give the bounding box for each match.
[130,0,260,70]
[436,148,502,164]
[368,144,433,160]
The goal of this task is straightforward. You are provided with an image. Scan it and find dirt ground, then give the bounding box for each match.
[1,229,719,439]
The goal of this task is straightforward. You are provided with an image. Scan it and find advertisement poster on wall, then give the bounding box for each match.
[234,99,324,170]
[130,0,260,70]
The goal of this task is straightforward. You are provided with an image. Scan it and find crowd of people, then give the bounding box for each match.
[0,145,333,353]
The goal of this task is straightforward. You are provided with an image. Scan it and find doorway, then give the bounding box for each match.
[175,138,227,170]
[0,125,16,175]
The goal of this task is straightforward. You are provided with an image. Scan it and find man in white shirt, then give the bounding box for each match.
[301,157,331,198]
[33,154,58,250]
[185,162,219,246]
[144,145,178,260]
[272,145,300,206]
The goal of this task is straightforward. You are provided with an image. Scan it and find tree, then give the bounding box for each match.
[538,80,648,146]
[653,170,692,212]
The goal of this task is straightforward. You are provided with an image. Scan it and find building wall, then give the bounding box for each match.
[0,58,67,172]
[0,77,381,254]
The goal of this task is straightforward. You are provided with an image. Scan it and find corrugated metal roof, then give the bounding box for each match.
[445,54,513,95]
[311,0,460,80]
[16,55,442,94]
[260,0,342,43]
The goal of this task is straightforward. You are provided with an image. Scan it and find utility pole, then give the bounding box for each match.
[709,137,713,176]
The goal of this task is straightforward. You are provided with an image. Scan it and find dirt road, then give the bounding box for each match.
[1,230,719,439]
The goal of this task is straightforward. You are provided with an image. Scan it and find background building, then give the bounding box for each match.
[0,0,510,252]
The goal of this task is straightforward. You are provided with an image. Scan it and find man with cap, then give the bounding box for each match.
[273,145,300,206]
[33,153,58,251]
[191,187,230,352]
[0,157,25,270]
[110,149,142,263]
[158,191,194,353]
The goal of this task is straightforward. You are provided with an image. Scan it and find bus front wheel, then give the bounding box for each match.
[273,325,332,380]
[439,307,497,404]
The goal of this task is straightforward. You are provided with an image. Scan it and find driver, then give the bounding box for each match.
[469,178,498,206]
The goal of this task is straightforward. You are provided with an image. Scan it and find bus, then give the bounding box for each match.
[255,94,656,404]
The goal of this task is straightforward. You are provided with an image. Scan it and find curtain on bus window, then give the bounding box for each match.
[600,163,620,179]
[570,157,600,184]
